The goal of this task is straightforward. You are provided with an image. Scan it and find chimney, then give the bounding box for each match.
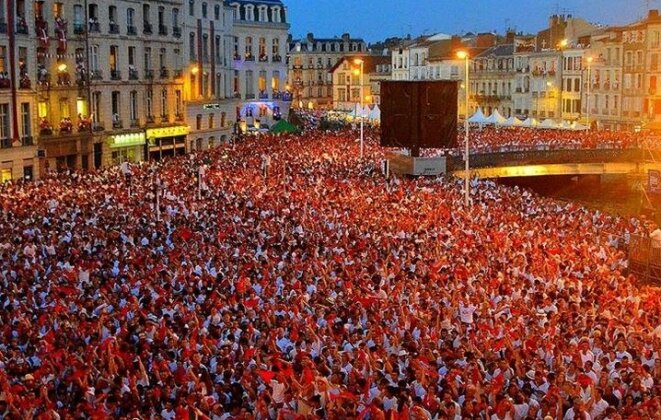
[342,33,350,42]
[506,30,515,44]
[649,9,660,19]
[306,32,314,43]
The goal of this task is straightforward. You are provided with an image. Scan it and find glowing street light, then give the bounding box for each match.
[57,63,67,72]
[353,58,365,159]
[191,66,199,75]
[457,50,470,206]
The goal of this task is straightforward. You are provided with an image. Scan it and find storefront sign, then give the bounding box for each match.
[203,104,222,110]
[146,126,190,139]
[110,133,146,149]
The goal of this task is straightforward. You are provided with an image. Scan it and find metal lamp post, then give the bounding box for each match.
[586,56,593,129]
[457,51,470,206]
[354,58,365,159]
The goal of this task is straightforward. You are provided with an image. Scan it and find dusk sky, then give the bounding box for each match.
[287,0,647,42]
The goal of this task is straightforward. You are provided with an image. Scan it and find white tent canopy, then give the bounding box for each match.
[484,109,506,125]
[558,120,573,130]
[501,116,523,127]
[468,108,487,124]
[521,117,539,128]
[539,119,559,129]
[572,122,589,131]
[368,104,381,120]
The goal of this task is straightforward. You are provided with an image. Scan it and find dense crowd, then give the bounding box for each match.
[0,128,660,420]
[461,127,653,153]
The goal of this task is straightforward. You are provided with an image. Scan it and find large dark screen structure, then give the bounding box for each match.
[380,81,458,153]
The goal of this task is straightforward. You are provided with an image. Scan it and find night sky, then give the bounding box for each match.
[287,0,646,42]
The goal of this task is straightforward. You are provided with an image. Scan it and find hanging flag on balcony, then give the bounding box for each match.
[55,17,68,53]
[36,17,49,48]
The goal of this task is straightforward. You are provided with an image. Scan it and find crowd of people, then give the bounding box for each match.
[459,127,654,153]
[0,127,660,419]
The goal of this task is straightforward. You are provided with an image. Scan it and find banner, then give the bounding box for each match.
[650,169,661,194]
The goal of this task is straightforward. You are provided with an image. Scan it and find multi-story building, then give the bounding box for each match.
[0,0,39,180]
[183,0,236,151]
[330,55,390,111]
[288,32,366,110]
[227,0,290,131]
[528,50,562,120]
[29,0,189,170]
[367,59,391,106]
[472,43,516,118]
[560,46,587,122]
[620,21,647,131]
[646,11,661,130]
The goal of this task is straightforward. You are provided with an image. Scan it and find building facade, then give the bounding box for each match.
[227,0,290,131]
[183,0,235,151]
[0,0,40,180]
[330,55,390,111]
[289,33,366,110]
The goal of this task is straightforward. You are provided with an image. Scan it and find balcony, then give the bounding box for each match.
[173,69,183,79]
[0,21,6,34]
[158,25,168,36]
[90,70,103,80]
[159,68,169,79]
[143,22,153,35]
[0,138,11,148]
[73,23,85,35]
[259,54,269,62]
[110,70,122,80]
[245,93,255,99]
[109,23,119,34]
[127,26,137,36]
[175,113,184,121]
[144,69,154,79]
[173,26,181,38]
[112,119,123,129]
[272,55,282,62]
[21,136,34,146]
[160,115,169,123]
[128,68,139,80]
[292,64,303,70]
[146,115,155,124]
[88,21,100,33]
[532,91,538,98]
[56,73,72,86]
[245,54,255,61]
[130,119,141,128]
[233,92,242,99]
[259,91,269,99]
[19,75,31,89]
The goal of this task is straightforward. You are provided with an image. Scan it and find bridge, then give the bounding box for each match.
[447,148,661,179]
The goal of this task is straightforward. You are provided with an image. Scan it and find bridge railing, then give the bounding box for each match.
[447,148,659,172]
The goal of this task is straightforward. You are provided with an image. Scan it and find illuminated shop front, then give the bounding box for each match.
[146,126,189,160]
[108,132,146,164]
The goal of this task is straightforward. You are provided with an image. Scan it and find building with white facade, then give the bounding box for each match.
[227,0,291,131]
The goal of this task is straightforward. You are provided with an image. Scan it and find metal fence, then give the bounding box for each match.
[627,234,661,284]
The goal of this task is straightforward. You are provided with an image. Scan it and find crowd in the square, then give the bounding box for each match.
[0,125,660,420]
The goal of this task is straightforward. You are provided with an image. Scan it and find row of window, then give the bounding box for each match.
[228,3,284,24]
[0,103,31,141]
[99,89,182,126]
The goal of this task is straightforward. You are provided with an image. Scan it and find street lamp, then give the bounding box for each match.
[586,56,593,129]
[354,58,365,159]
[457,50,470,206]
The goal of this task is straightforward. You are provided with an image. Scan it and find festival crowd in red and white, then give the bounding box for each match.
[0,128,659,419]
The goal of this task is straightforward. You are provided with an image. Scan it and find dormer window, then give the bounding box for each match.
[272,6,281,23]
[258,6,267,22]
[245,5,254,21]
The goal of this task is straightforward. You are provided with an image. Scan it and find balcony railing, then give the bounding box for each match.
[244,55,255,61]
[259,54,269,62]
[159,68,169,79]
[173,26,181,38]
[21,136,34,146]
[272,55,282,62]
[90,70,103,80]
[16,22,28,35]
[127,26,137,36]
[173,69,183,79]
[0,138,11,148]
[128,68,139,80]
[245,93,255,99]
[143,22,153,35]
[110,70,122,80]
[259,91,269,99]
[158,25,168,36]
[112,119,123,129]
[88,21,100,33]
[73,23,85,35]
[109,23,119,34]
[130,119,140,128]
[144,69,154,79]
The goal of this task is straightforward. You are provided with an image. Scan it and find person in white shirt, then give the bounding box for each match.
[588,388,609,420]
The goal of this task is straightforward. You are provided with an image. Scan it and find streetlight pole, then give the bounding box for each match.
[354,58,365,159]
[457,51,470,206]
